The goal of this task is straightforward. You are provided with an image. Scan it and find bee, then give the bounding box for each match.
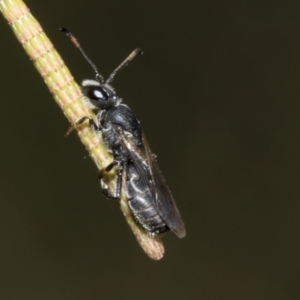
[60,28,186,238]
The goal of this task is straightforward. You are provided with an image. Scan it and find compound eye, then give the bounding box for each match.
[86,86,109,100]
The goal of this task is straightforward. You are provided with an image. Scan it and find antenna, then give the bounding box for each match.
[59,27,105,83]
[59,27,143,85]
[106,48,143,84]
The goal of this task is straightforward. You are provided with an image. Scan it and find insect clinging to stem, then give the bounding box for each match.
[59,27,186,239]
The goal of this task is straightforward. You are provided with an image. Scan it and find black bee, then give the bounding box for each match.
[60,28,186,238]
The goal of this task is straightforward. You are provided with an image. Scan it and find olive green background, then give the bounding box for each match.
[1,1,300,299]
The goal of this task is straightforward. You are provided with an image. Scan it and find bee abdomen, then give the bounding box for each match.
[128,196,169,237]
[126,165,169,237]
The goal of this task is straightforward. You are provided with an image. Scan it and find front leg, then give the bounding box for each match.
[65,116,99,136]
[75,116,99,130]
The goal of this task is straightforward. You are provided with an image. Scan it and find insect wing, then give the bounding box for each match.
[142,135,186,238]
[118,130,155,197]
[119,131,186,238]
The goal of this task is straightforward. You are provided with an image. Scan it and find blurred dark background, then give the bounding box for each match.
[1,1,300,299]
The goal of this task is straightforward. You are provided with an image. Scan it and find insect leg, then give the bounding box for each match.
[98,161,117,178]
[114,161,125,199]
[99,161,125,199]
[65,116,99,136]
[75,116,99,130]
